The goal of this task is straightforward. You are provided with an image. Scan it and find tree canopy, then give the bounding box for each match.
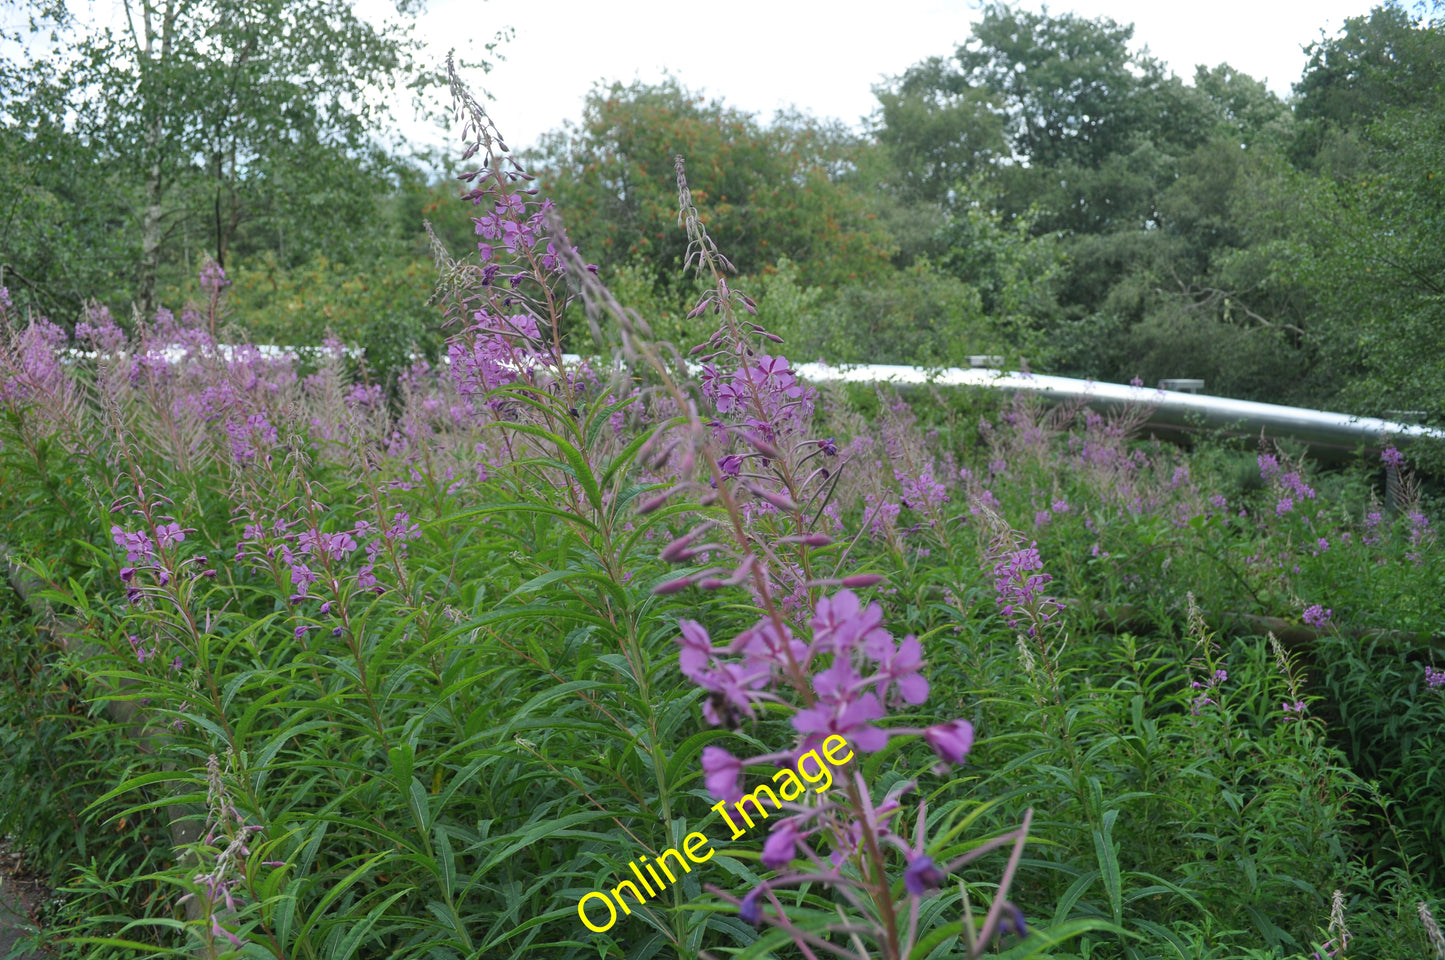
[529,79,897,293]
[0,0,502,318]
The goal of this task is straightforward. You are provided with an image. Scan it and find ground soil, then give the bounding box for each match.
[0,842,49,958]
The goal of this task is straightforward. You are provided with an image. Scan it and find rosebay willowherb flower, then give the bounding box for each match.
[681,590,1032,959]
[1185,592,1229,717]
[563,153,1038,957]
[175,752,287,952]
[988,536,1062,639]
[520,117,1038,949]
[417,52,606,484]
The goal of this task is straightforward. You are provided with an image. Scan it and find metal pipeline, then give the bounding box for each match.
[91,345,1435,458]
[791,363,1445,459]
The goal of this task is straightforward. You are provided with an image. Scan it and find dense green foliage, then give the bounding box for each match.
[1,258,1443,957]
[4,4,1445,958]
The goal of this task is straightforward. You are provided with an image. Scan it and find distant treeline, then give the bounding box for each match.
[3,0,1443,435]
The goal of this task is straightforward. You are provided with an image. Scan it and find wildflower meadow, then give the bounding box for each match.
[2,43,1445,960]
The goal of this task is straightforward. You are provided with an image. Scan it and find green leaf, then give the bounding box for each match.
[409,777,432,833]
[493,421,602,510]
[389,742,415,791]
[435,824,456,897]
[1091,808,1122,925]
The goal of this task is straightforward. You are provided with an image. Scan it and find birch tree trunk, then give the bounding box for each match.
[132,0,174,318]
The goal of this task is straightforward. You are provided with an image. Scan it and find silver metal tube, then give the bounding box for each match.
[793,363,1444,458]
[96,345,1432,458]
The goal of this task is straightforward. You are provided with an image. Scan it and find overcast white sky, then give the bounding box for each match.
[396,0,1381,154]
[48,0,1383,154]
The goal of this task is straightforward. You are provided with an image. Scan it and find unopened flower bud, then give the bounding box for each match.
[653,576,694,595]
[636,489,679,514]
[904,855,946,895]
[739,887,762,925]
[661,522,719,563]
[687,295,713,319]
[841,573,885,588]
[781,533,833,547]
[722,555,756,585]
[744,434,784,460]
[747,484,799,512]
[646,440,681,471]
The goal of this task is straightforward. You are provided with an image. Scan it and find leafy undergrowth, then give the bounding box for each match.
[0,71,1443,960]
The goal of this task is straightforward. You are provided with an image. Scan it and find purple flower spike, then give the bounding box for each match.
[761,819,799,870]
[904,854,946,895]
[923,719,975,765]
[119,567,135,582]
[702,746,744,802]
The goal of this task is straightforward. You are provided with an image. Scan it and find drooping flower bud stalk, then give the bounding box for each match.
[437,53,600,425]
